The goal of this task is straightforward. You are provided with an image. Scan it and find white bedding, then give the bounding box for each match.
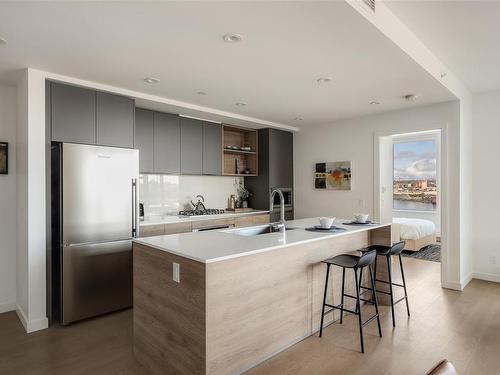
[392,218,436,240]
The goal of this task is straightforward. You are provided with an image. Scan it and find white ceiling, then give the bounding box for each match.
[0,1,455,129]
[385,0,500,94]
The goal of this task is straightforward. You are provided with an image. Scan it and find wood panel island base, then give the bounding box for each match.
[133,219,392,375]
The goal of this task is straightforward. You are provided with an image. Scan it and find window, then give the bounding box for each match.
[393,139,437,211]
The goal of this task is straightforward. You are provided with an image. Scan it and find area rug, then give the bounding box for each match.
[402,244,441,263]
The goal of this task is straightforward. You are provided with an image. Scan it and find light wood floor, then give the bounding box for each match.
[1,257,500,375]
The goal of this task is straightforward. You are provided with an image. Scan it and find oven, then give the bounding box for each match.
[271,188,293,208]
[270,187,294,222]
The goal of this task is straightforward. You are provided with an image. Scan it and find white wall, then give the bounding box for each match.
[0,84,17,313]
[472,90,500,282]
[295,101,463,288]
[16,73,29,318]
[16,69,48,333]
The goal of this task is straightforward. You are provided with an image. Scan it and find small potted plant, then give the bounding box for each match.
[234,180,252,208]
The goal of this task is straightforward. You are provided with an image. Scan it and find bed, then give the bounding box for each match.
[392,218,437,252]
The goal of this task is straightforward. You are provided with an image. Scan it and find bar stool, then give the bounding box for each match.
[319,250,382,353]
[361,241,410,327]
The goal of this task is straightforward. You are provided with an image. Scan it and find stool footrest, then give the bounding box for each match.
[362,313,380,328]
[343,293,375,305]
[324,303,358,316]
[375,279,405,288]
[393,296,408,305]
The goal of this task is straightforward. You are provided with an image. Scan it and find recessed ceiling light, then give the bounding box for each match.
[223,33,243,43]
[0,37,7,45]
[235,102,247,107]
[404,94,419,102]
[370,101,380,105]
[197,91,207,95]
[143,77,160,84]
[316,77,332,84]
[293,117,303,121]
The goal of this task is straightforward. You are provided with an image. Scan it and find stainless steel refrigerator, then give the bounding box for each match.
[51,143,139,325]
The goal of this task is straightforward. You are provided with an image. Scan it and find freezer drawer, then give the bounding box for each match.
[62,240,132,324]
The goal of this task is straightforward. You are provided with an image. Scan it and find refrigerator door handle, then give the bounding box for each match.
[132,178,138,238]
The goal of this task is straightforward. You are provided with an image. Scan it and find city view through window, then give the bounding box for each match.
[393,139,437,211]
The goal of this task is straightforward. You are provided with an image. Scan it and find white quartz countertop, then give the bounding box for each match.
[134,217,391,263]
[139,210,270,226]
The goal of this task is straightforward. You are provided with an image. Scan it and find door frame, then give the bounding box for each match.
[373,127,448,288]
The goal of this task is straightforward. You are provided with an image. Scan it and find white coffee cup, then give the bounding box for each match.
[354,213,369,223]
[319,217,335,228]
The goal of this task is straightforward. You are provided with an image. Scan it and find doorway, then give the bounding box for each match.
[375,130,442,265]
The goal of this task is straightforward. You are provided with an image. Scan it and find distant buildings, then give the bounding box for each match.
[393,179,437,195]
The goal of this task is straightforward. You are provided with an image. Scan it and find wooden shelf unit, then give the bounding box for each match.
[222,125,258,176]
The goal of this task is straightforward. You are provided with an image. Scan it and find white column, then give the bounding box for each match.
[16,68,48,333]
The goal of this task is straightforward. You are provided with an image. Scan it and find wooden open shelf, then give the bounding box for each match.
[222,125,258,176]
[223,148,257,155]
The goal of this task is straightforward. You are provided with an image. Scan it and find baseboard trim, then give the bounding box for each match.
[473,272,500,283]
[441,280,463,291]
[16,304,49,333]
[0,300,16,314]
[16,304,28,331]
[461,273,473,290]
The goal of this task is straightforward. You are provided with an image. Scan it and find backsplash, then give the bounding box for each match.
[139,174,243,220]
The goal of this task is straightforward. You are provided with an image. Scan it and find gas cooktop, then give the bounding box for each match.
[178,208,226,217]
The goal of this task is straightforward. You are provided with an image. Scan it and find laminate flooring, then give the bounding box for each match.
[1,257,499,375]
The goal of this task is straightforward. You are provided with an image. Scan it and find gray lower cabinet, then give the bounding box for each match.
[154,112,181,174]
[135,109,154,173]
[96,92,134,148]
[180,117,203,175]
[202,122,222,175]
[51,82,96,144]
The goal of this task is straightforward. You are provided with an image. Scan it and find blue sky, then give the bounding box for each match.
[394,140,437,181]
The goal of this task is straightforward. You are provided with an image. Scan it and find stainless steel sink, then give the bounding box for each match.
[228,224,296,236]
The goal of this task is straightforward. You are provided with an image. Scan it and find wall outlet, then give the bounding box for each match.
[173,262,180,283]
[358,199,365,207]
[489,255,497,265]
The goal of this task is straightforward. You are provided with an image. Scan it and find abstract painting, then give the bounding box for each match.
[314,161,351,190]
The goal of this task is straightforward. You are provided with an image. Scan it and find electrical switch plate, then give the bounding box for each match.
[173,262,180,283]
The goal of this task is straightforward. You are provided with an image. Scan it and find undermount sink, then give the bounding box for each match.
[229,224,296,236]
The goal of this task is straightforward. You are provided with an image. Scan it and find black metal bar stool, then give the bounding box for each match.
[319,250,382,353]
[361,241,410,327]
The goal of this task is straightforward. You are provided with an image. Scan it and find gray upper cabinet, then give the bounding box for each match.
[202,122,222,175]
[154,112,180,174]
[51,82,96,144]
[96,92,134,148]
[50,82,135,148]
[135,109,154,173]
[180,118,203,175]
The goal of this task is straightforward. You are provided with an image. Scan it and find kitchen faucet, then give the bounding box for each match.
[270,188,286,229]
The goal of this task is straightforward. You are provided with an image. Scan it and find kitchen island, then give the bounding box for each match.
[133,218,392,375]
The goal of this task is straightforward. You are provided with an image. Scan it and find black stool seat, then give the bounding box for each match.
[323,254,359,268]
[319,249,382,353]
[362,244,391,254]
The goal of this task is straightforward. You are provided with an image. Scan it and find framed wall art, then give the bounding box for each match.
[314,161,351,190]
